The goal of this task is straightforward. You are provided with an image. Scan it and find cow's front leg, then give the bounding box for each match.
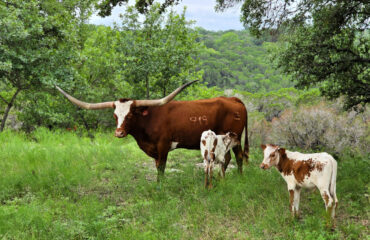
[232,145,243,174]
[155,143,169,182]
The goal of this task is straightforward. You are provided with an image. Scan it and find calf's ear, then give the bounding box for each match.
[222,135,229,145]
[261,144,266,150]
[228,132,237,138]
[278,148,286,155]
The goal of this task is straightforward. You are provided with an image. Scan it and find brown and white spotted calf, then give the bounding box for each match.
[200,130,240,188]
[260,144,338,224]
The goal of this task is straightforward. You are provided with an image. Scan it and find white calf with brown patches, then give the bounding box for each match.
[200,130,239,188]
[260,144,338,225]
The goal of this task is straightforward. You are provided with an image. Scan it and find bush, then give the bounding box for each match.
[267,103,369,155]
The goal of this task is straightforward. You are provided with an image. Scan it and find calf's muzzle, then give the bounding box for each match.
[260,163,268,169]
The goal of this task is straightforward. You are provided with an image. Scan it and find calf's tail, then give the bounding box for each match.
[329,158,338,199]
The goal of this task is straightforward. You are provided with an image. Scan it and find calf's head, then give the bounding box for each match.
[223,132,240,150]
[260,144,286,169]
[55,80,198,138]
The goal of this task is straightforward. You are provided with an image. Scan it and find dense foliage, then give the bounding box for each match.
[216,0,370,109]
[1,9,296,131]
[1,3,202,131]
[198,29,292,92]
[0,0,84,131]
[101,0,370,108]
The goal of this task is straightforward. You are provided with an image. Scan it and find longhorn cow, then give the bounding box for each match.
[56,81,249,181]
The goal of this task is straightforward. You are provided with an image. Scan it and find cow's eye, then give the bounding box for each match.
[270,153,275,157]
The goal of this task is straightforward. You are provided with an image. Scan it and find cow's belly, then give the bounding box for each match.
[172,126,243,151]
[297,181,316,189]
[176,141,201,150]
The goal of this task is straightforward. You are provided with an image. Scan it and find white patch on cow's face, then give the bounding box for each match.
[114,100,133,129]
[262,145,279,168]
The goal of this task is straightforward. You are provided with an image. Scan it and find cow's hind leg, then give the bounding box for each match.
[319,188,334,227]
[204,165,209,188]
[232,145,243,174]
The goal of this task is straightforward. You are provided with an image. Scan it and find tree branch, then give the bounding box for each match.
[0,94,9,105]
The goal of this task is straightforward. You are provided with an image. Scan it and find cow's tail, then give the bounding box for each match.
[243,109,249,164]
[329,158,338,202]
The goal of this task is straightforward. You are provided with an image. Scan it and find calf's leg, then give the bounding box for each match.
[293,187,301,217]
[221,151,231,177]
[288,189,295,217]
[204,164,209,188]
[209,164,213,189]
[319,188,334,227]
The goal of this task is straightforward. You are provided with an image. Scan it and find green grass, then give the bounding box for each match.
[0,128,368,239]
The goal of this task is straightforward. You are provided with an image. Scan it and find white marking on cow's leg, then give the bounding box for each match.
[293,188,301,217]
[319,188,334,226]
[170,142,179,151]
[332,195,338,219]
[288,189,295,217]
[209,162,213,189]
[319,188,333,211]
[204,163,208,188]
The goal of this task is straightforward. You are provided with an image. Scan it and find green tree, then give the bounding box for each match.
[96,0,181,16]
[117,4,201,99]
[0,0,82,132]
[18,25,125,131]
[216,0,370,108]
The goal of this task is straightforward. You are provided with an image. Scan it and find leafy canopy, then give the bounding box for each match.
[216,0,370,109]
[100,0,369,108]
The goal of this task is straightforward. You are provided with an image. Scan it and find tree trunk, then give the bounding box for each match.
[145,76,150,99]
[0,88,21,132]
[162,84,166,98]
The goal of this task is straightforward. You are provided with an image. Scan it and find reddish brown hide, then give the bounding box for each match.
[126,96,249,179]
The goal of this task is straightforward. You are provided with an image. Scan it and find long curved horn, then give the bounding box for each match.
[55,86,114,110]
[135,80,198,107]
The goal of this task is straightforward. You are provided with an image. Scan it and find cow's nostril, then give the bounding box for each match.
[115,131,124,137]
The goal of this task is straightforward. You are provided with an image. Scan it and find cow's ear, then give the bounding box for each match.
[142,109,149,116]
[278,148,286,155]
[261,144,266,150]
[135,107,149,116]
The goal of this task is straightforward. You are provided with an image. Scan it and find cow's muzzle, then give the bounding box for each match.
[115,129,127,138]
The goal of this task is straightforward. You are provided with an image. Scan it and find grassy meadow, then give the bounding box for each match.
[0,128,368,239]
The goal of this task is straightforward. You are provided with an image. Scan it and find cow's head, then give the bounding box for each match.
[260,144,285,170]
[56,80,198,138]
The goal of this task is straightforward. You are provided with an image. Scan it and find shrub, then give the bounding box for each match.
[267,104,369,155]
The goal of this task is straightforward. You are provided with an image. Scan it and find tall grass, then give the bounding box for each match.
[0,128,368,239]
